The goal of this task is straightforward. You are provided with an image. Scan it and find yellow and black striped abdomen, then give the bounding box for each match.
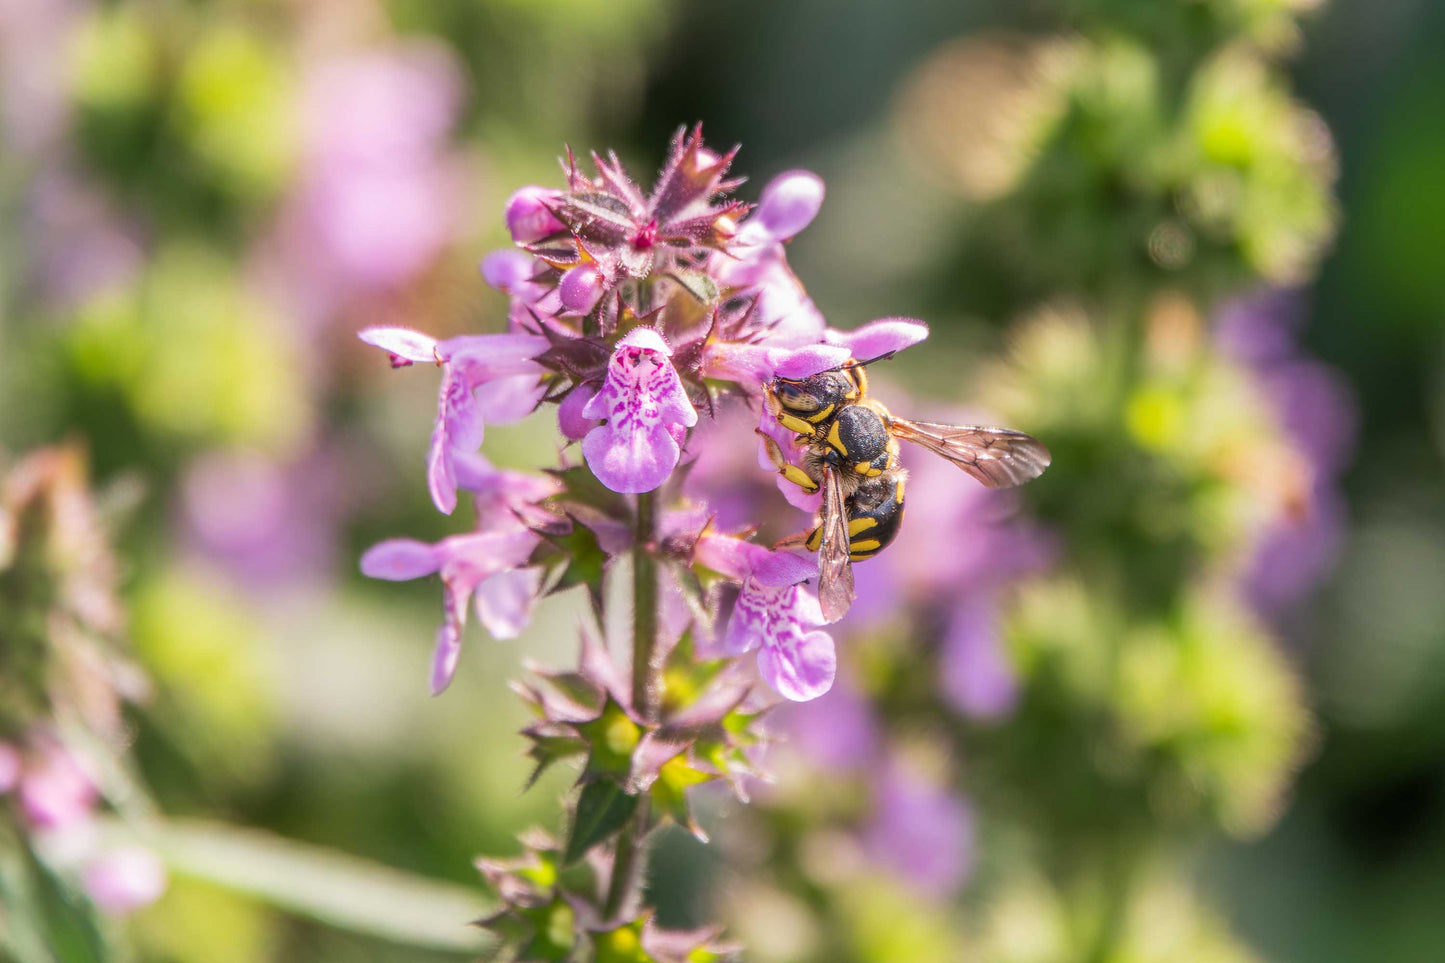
[803,472,906,561]
[843,474,905,560]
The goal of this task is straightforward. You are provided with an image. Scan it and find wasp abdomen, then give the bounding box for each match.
[844,473,906,560]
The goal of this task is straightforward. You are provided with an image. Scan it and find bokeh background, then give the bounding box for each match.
[3,0,1444,960]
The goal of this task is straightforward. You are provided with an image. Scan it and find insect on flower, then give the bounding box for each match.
[760,352,1052,621]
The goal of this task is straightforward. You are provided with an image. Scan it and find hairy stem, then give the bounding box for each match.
[602,490,660,921]
[632,490,659,721]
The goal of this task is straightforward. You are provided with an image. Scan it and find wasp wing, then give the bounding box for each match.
[888,418,1051,489]
[816,464,855,623]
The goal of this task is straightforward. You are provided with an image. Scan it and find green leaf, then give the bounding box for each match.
[546,465,630,519]
[148,819,491,952]
[564,780,639,865]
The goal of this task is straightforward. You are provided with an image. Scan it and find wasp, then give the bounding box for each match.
[759,355,1051,621]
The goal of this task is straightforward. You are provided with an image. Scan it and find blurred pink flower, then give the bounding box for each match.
[939,598,1019,719]
[82,847,167,915]
[863,761,975,901]
[272,42,464,316]
[17,741,96,832]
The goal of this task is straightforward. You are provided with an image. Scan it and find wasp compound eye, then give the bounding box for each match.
[774,381,821,412]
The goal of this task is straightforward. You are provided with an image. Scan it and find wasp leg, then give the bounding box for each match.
[772,530,813,551]
[756,429,820,494]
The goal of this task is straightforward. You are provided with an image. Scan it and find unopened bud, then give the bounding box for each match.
[756,170,825,240]
[504,186,565,243]
[558,263,605,314]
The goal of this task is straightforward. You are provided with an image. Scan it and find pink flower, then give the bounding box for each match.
[358,326,548,514]
[362,459,557,693]
[695,533,836,702]
[939,598,1019,720]
[582,328,698,494]
[504,186,565,243]
[18,742,96,831]
[82,847,167,915]
[863,762,975,901]
[362,528,543,694]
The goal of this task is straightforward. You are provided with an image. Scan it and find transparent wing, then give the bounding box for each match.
[888,418,1051,489]
[816,464,855,623]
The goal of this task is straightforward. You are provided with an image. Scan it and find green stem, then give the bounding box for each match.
[631,490,659,722]
[602,490,661,921]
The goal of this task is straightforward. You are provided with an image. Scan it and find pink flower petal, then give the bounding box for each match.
[358,325,438,366]
[504,186,565,243]
[474,373,546,424]
[758,628,837,702]
[827,318,929,361]
[430,618,463,695]
[769,343,853,380]
[360,539,441,580]
[582,421,681,494]
[755,170,825,240]
[83,848,167,915]
[475,568,542,640]
[479,249,538,293]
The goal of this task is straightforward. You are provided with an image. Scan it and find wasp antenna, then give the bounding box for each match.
[842,350,899,369]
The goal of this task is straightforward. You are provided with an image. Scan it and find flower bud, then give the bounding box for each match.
[480,249,537,292]
[558,263,605,314]
[756,170,824,240]
[504,186,565,243]
[557,384,599,441]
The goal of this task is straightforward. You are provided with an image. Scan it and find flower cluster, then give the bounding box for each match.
[360,126,929,702]
[358,128,959,959]
[0,447,167,919]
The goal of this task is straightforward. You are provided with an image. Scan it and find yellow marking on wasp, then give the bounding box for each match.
[806,528,822,552]
[780,465,819,493]
[805,403,836,424]
[894,476,906,504]
[849,538,882,553]
[826,421,845,454]
[848,517,877,536]
[777,412,815,435]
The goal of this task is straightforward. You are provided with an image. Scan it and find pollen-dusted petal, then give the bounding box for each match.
[755,169,825,240]
[504,185,565,243]
[758,626,837,702]
[358,325,438,365]
[827,317,929,361]
[360,539,441,580]
[475,568,543,640]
